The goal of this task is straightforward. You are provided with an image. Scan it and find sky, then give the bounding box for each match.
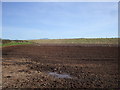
[2,2,118,40]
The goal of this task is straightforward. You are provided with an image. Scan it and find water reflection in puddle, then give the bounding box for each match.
[48,72,72,79]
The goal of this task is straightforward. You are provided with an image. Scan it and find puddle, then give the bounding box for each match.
[48,72,72,79]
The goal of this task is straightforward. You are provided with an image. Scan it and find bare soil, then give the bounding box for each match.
[2,44,119,89]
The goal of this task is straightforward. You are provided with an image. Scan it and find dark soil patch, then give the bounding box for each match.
[2,44,118,88]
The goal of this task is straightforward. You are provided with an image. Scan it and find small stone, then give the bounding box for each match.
[54,68,57,71]
[6,76,11,78]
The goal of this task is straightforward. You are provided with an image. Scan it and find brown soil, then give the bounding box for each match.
[2,44,118,88]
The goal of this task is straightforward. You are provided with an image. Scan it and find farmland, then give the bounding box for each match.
[29,38,118,45]
[2,38,119,88]
[1,39,32,47]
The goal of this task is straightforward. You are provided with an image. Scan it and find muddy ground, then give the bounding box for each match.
[2,44,119,89]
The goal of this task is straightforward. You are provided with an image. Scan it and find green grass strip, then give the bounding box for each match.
[2,42,33,47]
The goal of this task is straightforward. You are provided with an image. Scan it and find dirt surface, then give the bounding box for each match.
[2,44,118,88]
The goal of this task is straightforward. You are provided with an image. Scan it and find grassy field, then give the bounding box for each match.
[1,40,32,47]
[2,42,32,47]
[1,38,118,47]
[29,38,118,45]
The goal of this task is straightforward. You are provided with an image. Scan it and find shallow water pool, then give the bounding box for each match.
[48,72,72,79]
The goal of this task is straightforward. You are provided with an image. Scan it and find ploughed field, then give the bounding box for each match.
[2,44,118,88]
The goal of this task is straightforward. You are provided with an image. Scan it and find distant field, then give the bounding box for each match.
[2,42,32,47]
[1,38,118,47]
[29,38,118,45]
[1,40,32,47]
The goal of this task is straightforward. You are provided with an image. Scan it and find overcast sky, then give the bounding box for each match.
[2,2,118,40]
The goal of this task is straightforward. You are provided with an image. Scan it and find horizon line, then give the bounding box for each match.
[1,37,119,40]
